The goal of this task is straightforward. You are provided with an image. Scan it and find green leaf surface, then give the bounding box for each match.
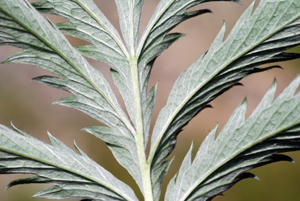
[134,1,237,199]
[0,125,138,201]
[84,125,143,189]
[31,0,155,193]
[31,0,140,126]
[149,1,300,197]
[0,0,131,131]
[114,0,144,54]
[137,0,239,58]
[0,0,149,194]
[32,0,129,65]
[32,0,142,132]
[32,1,145,140]
[165,74,300,201]
[1,0,300,200]
[136,0,238,105]
[138,33,184,149]
[136,1,236,151]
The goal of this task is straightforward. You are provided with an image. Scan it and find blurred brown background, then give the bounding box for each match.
[1,0,300,200]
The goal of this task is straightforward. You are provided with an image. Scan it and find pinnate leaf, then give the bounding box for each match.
[149,1,300,198]
[0,0,148,194]
[165,74,300,201]
[0,124,138,201]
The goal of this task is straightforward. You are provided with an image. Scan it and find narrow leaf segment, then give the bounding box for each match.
[166,74,300,201]
[0,124,138,201]
[135,0,238,199]
[150,2,300,198]
[0,0,146,196]
[0,0,133,133]
[114,0,144,54]
[31,0,153,196]
[1,0,300,201]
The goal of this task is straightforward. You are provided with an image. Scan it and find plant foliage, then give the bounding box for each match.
[0,0,300,200]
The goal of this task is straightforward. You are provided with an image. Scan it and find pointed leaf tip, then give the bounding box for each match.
[73,140,86,157]
[165,74,300,200]
[185,9,212,18]
[6,176,48,190]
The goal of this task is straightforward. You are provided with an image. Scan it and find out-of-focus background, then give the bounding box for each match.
[1,0,300,200]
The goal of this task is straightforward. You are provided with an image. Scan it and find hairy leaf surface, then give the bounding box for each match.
[32,0,128,70]
[134,0,239,198]
[136,0,238,100]
[32,0,140,129]
[32,0,157,149]
[165,74,300,201]
[149,1,300,196]
[0,0,131,131]
[32,1,159,195]
[33,0,153,193]
[114,0,144,53]
[1,0,300,200]
[0,125,138,201]
[0,0,148,194]
[136,0,238,151]
[32,0,155,149]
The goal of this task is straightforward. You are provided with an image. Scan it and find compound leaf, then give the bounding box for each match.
[149,1,300,197]
[0,125,138,201]
[165,74,300,201]
[32,0,129,71]
[0,0,148,194]
[32,0,140,130]
[0,0,132,132]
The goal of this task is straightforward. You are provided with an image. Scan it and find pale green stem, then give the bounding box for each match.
[130,56,153,201]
